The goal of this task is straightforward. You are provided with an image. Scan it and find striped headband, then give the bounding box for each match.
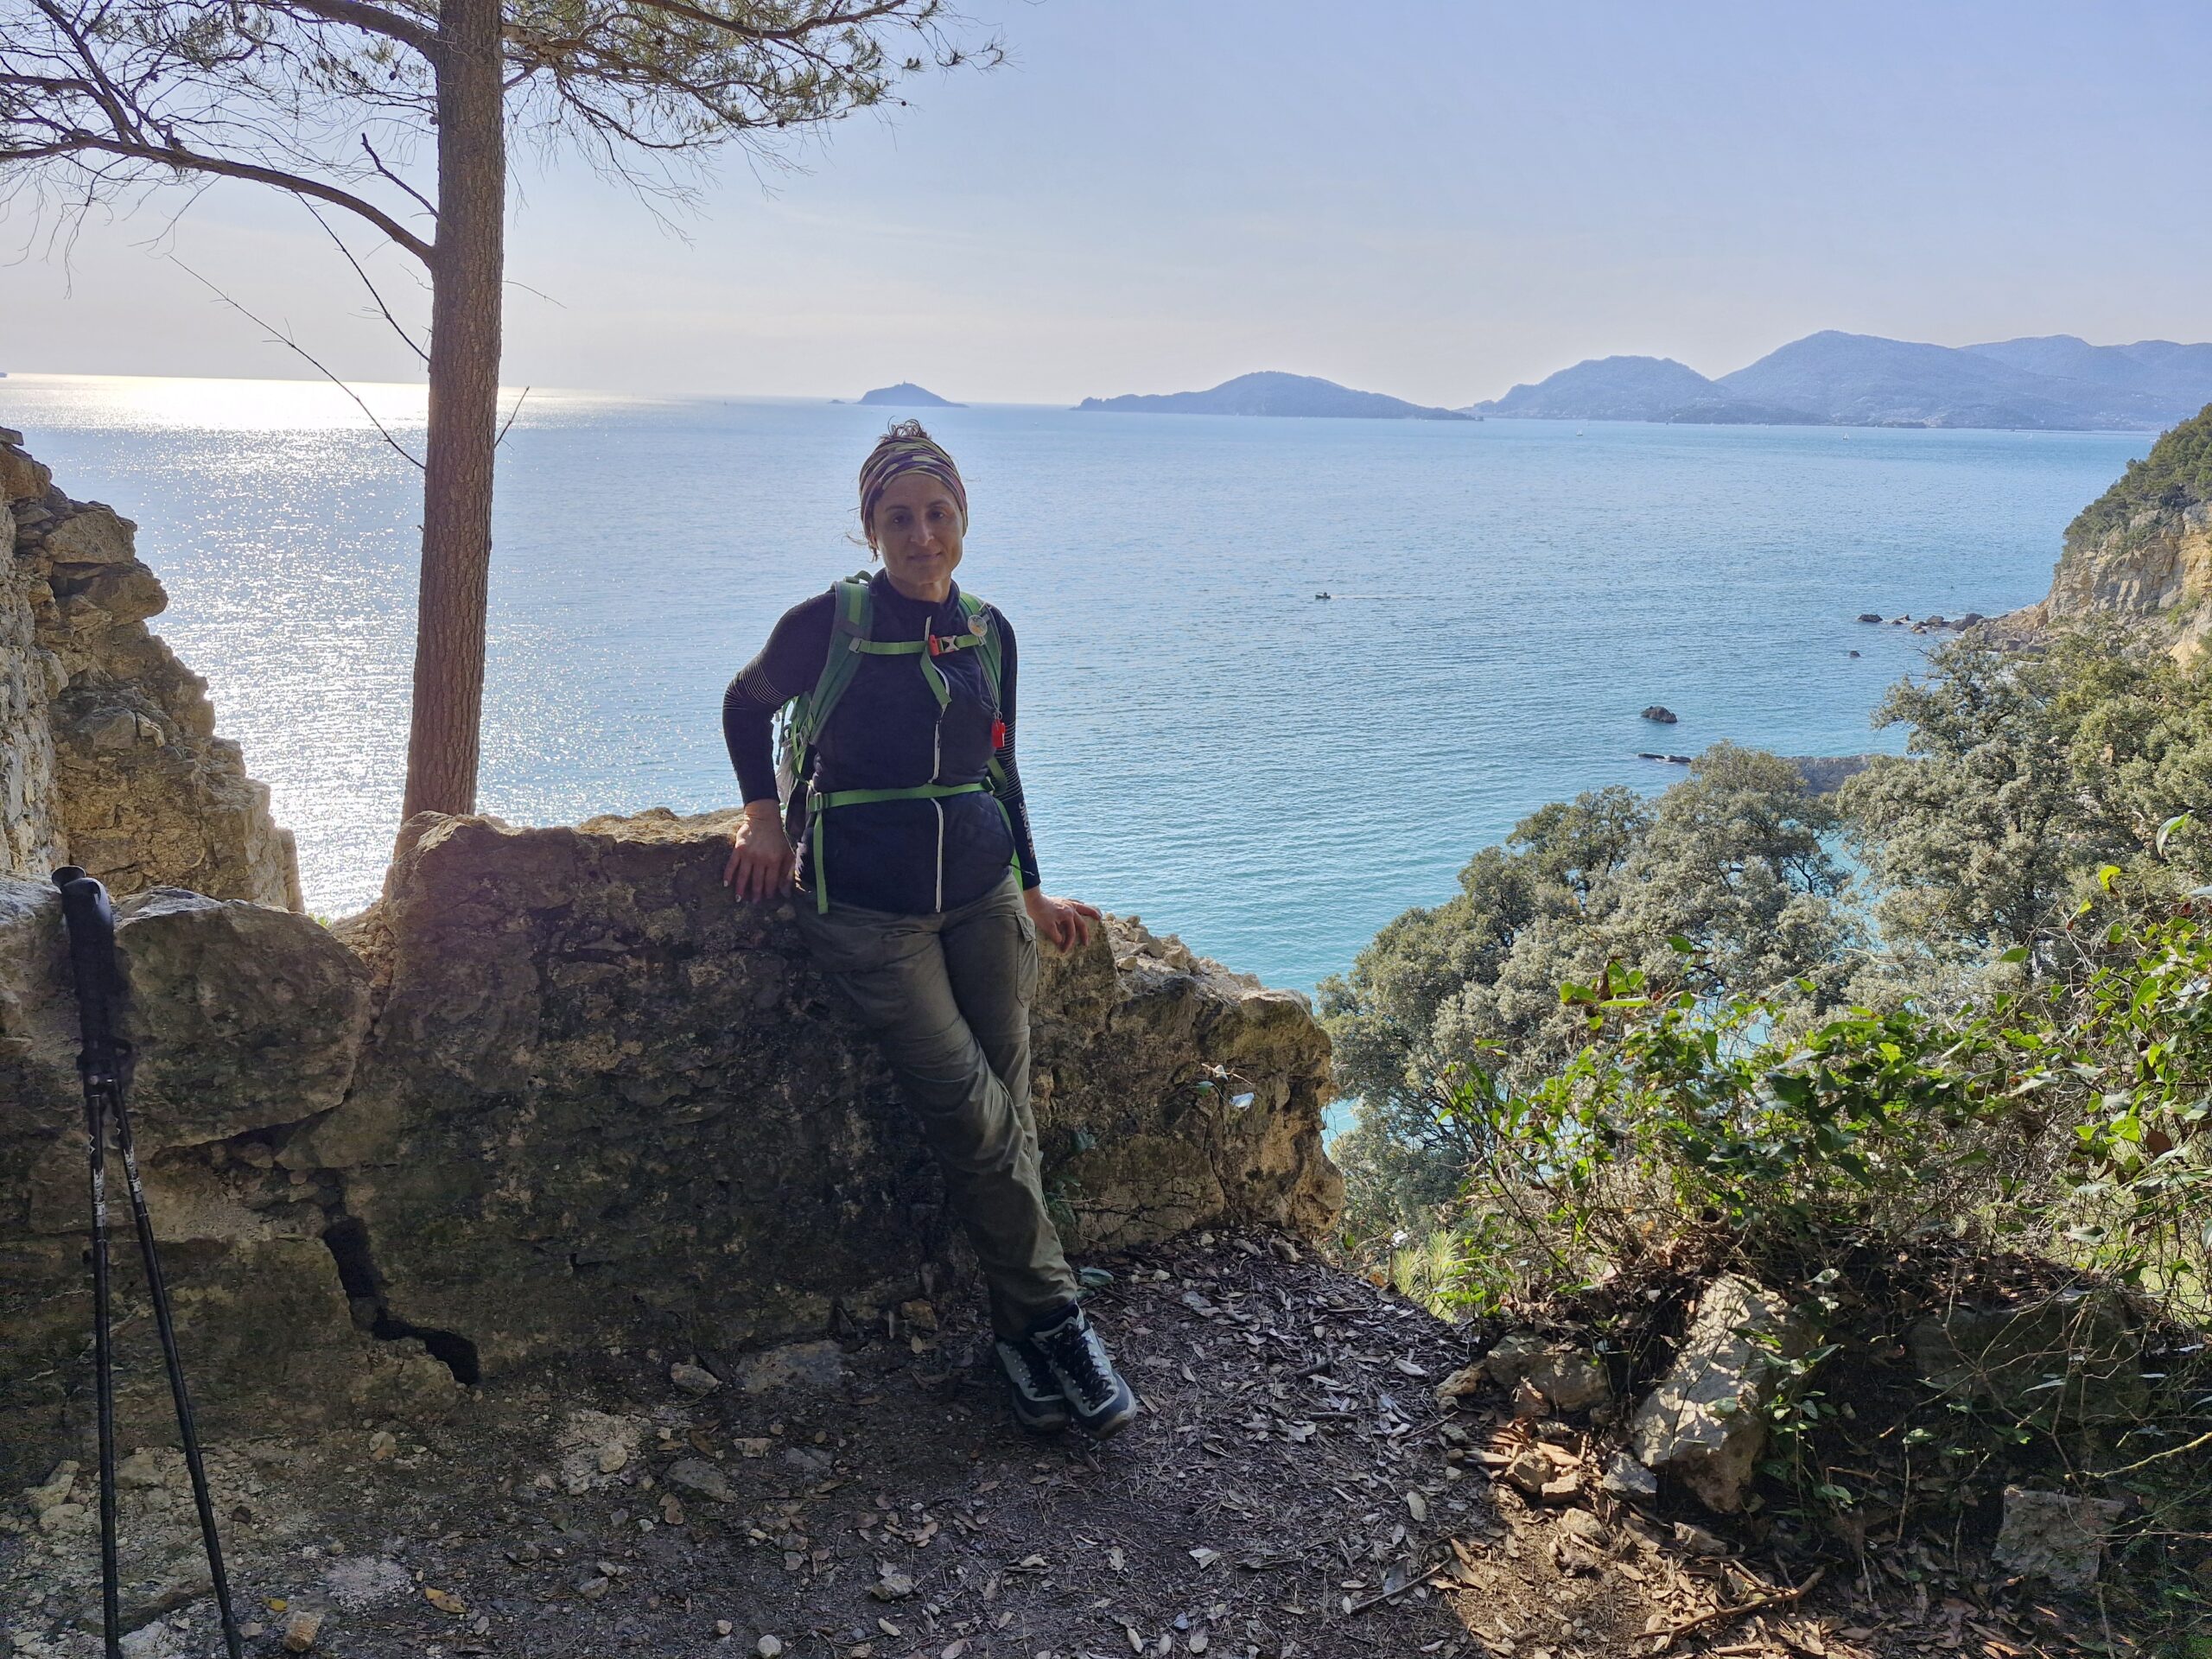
[858,429,969,537]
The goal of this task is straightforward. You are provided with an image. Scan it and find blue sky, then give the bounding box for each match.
[10,0,2212,404]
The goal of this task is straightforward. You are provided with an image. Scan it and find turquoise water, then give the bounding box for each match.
[2,374,2150,994]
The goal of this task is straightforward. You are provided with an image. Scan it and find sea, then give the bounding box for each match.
[1,374,2152,1001]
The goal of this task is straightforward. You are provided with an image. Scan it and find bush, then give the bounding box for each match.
[1414,895,2209,1641]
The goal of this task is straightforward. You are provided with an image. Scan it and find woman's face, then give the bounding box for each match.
[870,470,964,601]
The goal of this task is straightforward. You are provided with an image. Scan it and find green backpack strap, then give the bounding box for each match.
[783,575,874,771]
[958,591,1004,703]
[955,593,1010,791]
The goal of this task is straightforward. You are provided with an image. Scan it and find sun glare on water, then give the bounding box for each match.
[8,371,433,432]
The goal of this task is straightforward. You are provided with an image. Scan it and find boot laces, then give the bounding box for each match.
[1037,1311,1116,1409]
[998,1338,1058,1402]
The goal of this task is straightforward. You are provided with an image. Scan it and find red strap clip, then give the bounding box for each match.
[926,633,943,657]
[992,717,1007,750]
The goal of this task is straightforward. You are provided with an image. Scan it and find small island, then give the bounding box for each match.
[1077,371,1471,421]
[854,382,963,408]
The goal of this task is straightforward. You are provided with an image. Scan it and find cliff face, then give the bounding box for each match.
[0,430,298,907]
[2032,499,2212,658]
[2002,403,2212,660]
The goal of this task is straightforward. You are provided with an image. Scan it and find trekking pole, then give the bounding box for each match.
[53,868,245,1659]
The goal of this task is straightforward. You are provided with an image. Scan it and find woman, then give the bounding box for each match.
[720,422,1137,1440]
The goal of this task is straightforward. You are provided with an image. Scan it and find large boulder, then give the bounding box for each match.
[1630,1274,1805,1512]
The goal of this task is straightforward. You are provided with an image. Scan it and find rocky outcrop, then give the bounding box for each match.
[2006,498,2212,661]
[0,430,296,907]
[0,879,449,1470]
[0,809,1341,1471]
[1995,403,2212,661]
[1786,753,1877,794]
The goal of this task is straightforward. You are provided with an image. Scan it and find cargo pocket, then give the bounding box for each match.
[1013,908,1039,1005]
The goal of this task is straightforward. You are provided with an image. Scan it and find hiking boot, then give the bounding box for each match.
[994,1338,1071,1434]
[1027,1305,1137,1439]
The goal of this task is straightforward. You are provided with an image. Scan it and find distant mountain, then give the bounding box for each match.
[1472,356,1726,421]
[1077,371,1470,421]
[1466,354,1824,425]
[1961,335,2212,410]
[856,383,963,408]
[1717,331,2181,430]
[1471,331,2212,431]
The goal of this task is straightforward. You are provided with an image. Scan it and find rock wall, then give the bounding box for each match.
[0,809,1341,1475]
[0,429,297,907]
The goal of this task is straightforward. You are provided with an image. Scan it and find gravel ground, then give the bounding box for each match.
[0,1232,2130,1659]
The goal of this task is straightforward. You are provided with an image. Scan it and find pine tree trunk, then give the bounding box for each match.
[404,0,506,818]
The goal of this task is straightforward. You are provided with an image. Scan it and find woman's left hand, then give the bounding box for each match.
[1023,887,1102,952]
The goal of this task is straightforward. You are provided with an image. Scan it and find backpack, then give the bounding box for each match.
[778,573,1014,912]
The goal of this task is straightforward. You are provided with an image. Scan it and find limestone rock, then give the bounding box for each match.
[281,1606,324,1652]
[0,800,1339,1468]
[1907,1289,2146,1426]
[0,437,297,906]
[297,810,1339,1375]
[0,442,51,505]
[665,1458,738,1505]
[1630,1274,1805,1512]
[1993,1486,2127,1590]
[1993,409,2212,663]
[0,878,410,1463]
[1600,1452,1659,1497]
[1484,1330,1611,1413]
[1433,1363,1486,1408]
[24,1459,79,1514]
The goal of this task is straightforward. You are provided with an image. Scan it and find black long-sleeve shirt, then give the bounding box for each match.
[722,575,1042,911]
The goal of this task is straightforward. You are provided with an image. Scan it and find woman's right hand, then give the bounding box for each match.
[724,802,798,902]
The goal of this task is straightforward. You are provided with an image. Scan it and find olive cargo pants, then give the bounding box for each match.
[796,874,1079,1338]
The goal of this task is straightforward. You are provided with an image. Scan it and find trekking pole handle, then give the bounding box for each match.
[52,867,130,1092]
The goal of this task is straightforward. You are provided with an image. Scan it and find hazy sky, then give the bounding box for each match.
[11,0,2212,405]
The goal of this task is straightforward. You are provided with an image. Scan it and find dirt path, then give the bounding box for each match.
[0,1233,2117,1659]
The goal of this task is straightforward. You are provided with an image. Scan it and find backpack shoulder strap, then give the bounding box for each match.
[955,592,1012,795]
[789,575,874,751]
[956,591,1004,703]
